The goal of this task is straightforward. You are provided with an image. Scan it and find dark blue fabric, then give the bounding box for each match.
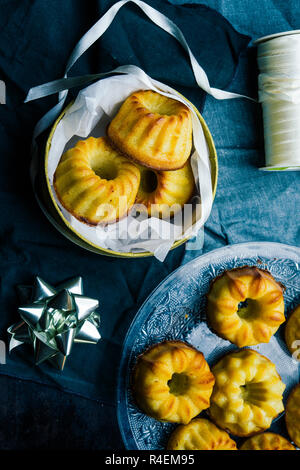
[0,0,250,448]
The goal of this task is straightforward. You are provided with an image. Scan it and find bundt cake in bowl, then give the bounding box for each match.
[135,160,195,218]
[108,90,193,171]
[53,136,140,225]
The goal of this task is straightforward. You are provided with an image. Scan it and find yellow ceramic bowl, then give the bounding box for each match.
[44,96,218,258]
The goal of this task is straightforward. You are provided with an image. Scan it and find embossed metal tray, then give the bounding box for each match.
[117,242,300,450]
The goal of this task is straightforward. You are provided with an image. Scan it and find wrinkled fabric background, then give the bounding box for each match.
[0,0,299,449]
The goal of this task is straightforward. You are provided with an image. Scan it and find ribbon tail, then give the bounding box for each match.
[25,65,135,103]
[9,337,24,353]
[25,0,253,108]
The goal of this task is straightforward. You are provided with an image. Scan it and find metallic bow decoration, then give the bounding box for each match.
[7,276,101,370]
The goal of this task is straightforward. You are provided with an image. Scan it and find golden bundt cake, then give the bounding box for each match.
[167,418,237,450]
[240,433,295,450]
[285,383,300,447]
[132,340,215,424]
[108,90,193,170]
[54,136,140,225]
[285,305,300,360]
[135,160,194,218]
[209,349,285,437]
[207,266,285,347]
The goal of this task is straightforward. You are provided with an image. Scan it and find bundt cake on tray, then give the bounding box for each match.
[132,340,215,424]
[207,266,285,347]
[167,418,237,450]
[209,349,285,437]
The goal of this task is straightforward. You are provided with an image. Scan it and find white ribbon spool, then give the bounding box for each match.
[255,31,300,171]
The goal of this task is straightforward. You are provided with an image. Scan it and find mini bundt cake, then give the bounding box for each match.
[167,418,237,450]
[285,383,300,448]
[54,136,140,225]
[240,433,295,450]
[209,349,285,437]
[285,305,300,360]
[135,160,195,218]
[207,266,285,347]
[132,340,215,424]
[108,90,193,170]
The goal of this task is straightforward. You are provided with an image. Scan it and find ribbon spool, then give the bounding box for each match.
[255,31,300,171]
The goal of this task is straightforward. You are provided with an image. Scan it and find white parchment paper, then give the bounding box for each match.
[47,68,213,261]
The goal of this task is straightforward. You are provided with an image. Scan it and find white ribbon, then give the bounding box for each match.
[257,33,300,170]
[26,0,249,145]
